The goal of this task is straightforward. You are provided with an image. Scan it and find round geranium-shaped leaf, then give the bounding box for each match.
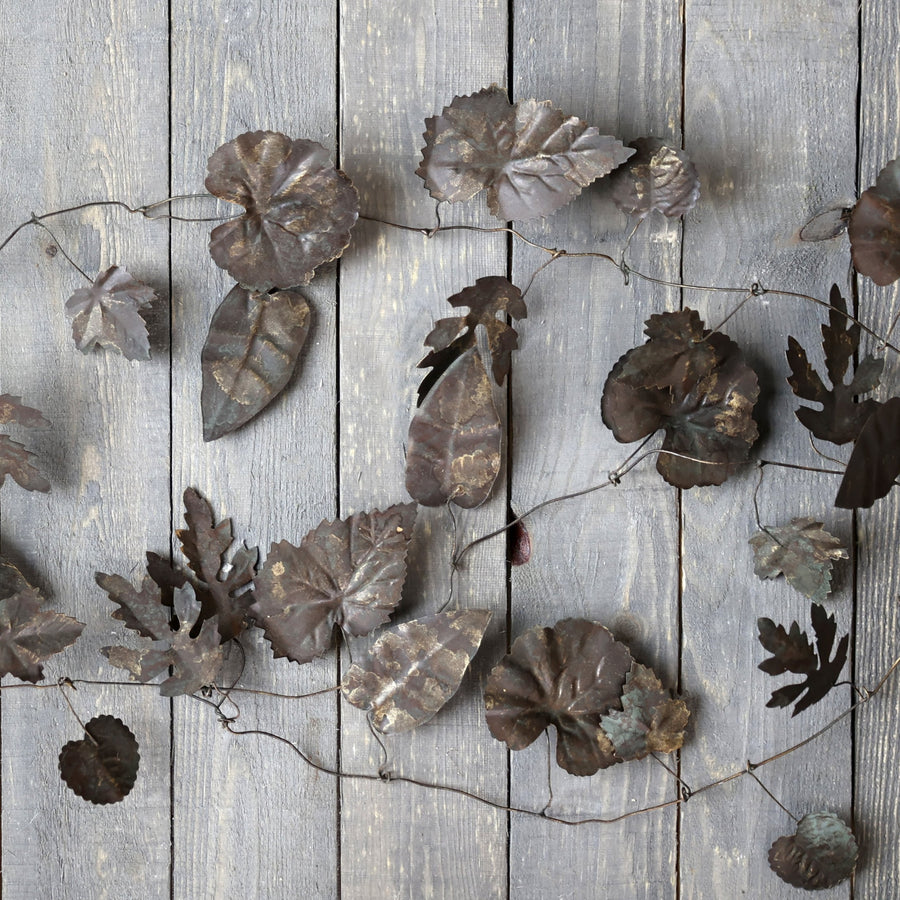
[768,811,859,890]
[59,715,140,805]
[849,158,900,286]
[484,618,633,776]
[609,137,700,219]
[601,309,759,489]
[205,131,359,291]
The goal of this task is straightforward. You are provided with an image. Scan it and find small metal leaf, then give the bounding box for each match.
[0,395,50,493]
[799,204,851,242]
[768,812,859,890]
[508,520,531,566]
[609,137,700,219]
[835,396,900,509]
[59,715,140,805]
[849,158,900,286]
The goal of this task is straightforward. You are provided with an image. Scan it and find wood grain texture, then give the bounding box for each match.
[509,2,683,897]
[680,2,858,897]
[0,2,172,898]
[338,1,509,897]
[169,1,339,897]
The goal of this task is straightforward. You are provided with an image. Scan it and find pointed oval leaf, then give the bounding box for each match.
[835,396,900,508]
[609,137,700,219]
[849,158,900,286]
[799,204,851,242]
[59,715,140,805]
[769,812,859,890]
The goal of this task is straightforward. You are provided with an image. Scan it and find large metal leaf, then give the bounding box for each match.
[834,396,900,509]
[0,395,50,493]
[206,131,359,291]
[609,137,700,219]
[251,503,417,664]
[417,85,633,220]
[342,608,491,734]
[59,715,140,806]
[849,157,900,286]
[406,347,501,508]
[201,284,311,441]
[769,812,859,890]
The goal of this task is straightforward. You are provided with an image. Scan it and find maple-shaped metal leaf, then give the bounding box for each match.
[64,266,156,360]
[417,85,634,220]
[835,396,900,509]
[205,131,359,291]
[59,715,140,805]
[0,394,50,493]
[251,503,417,665]
[769,812,859,890]
[849,157,900,286]
[757,603,848,716]
[599,663,689,761]
[0,560,84,682]
[406,346,502,507]
[342,608,491,734]
[786,285,883,445]
[601,309,759,488]
[609,137,700,219]
[749,517,848,603]
[484,618,633,776]
[417,277,526,404]
[201,284,311,441]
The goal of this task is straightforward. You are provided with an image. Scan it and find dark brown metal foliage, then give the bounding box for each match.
[799,204,851,242]
[749,517,848,603]
[849,157,900,286]
[417,277,526,404]
[58,715,140,806]
[508,519,532,566]
[251,503,417,665]
[341,608,491,734]
[768,812,859,890]
[205,131,359,291]
[786,285,883,445]
[484,618,633,776]
[417,85,634,221]
[834,396,900,509]
[0,560,84,682]
[601,309,759,489]
[406,347,502,508]
[609,137,700,219]
[0,394,50,493]
[757,603,848,716]
[64,266,156,360]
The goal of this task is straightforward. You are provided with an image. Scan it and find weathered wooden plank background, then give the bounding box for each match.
[0,1,896,897]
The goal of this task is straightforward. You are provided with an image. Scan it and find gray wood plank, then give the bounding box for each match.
[680,3,858,897]
[169,2,339,897]
[0,3,172,898]
[509,2,683,897]
[338,2,509,897]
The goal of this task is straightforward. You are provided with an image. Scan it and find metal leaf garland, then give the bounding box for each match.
[206,131,359,291]
[58,715,140,806]
[849,157,900,286]
[834,396,900,509]
[341,608,492,734]
[0,394,50,493]
[251,503,417,664]
[768,812,859,890]
[609,137,700,219]
[417,85,634,220]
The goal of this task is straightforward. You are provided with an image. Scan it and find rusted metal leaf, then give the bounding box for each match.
[601,309,759,488]
[799,204,851,242]
[342,608,491,734]
[835,396,900,509]
[849,157,900,285]
[508,519,531,566]
[95,572,173,639]
[769,812,859,890]
[609,137,700,219]
[201,284,311,441]
[417,277,526,404]
[406,347,501,508]
[787,285,883,445]
[0,560,84,682]
[484,618,633,776]
[0,395,50,493]
[417,85,634,220]
[251,503,417,664]
[749,517,848,602]
[64,266,156,360]
[59,715,140,805]
[0,395,49,429]
[206,131,359,291]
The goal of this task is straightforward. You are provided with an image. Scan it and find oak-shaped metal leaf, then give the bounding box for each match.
[609,137,700,219]
[59,715,140,805]
[484,618,633,776]
[769,812,859,890]
[206,131,359,291]
[757,603,848,716]
[749,517,848,603]
[849,158,900,286]
[599,663,689,761]
[201,283,311,441]
[0,560,84,682]
[251,503,417,664]
[835,396,900,509]
[64,266,156,360]
[787,286,883,445]
[417,85,634,220]
[342,608,491,734]
[601,309,759,488]
[0,394,50,493]
[406,347,501,508]
[417,277,526,404]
